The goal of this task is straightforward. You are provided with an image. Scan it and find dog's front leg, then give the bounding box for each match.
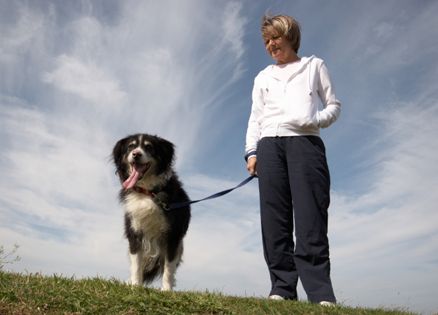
[129,252,144,285]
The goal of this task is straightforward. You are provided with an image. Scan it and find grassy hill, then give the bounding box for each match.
[0,271,416,315]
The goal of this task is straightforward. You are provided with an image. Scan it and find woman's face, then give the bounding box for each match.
[264,34,296,65]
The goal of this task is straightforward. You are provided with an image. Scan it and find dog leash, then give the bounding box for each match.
[166,175,257,211]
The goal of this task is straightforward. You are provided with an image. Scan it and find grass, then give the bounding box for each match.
[0,271,416,315]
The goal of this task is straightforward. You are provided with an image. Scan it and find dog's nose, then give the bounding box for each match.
[132,150,142,159]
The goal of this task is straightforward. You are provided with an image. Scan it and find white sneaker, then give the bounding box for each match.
[319,301,336,307]
[269,295,285,300]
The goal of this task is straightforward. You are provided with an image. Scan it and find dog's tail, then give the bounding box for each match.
[143,258,164,284]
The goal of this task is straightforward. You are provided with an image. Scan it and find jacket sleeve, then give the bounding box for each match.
[245,75,264,161]
[316,61,341,128]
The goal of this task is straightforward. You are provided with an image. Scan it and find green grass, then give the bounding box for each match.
[0,271,416,315]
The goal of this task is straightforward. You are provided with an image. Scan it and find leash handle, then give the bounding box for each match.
[167,175,257,211]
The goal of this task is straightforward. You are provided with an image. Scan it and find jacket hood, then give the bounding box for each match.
[259,55,317,95]
[260,55,315,81]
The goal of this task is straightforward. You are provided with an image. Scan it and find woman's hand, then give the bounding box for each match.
[246,156,257,175]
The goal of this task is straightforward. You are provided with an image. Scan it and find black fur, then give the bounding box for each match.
[112,133,191,286]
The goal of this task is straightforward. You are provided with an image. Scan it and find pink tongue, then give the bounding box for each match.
[122,168,140,190]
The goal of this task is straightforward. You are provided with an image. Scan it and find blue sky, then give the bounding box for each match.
[1,0,437,314]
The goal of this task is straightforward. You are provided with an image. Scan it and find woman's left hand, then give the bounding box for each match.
[246,157,257,176]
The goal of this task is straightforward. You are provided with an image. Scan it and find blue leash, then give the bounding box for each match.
[167,175,257,211]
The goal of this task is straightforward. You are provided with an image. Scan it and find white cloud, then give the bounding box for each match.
[0,4,47,63]
[2,1,438,314]
[0,0,250,290]
[222,2,246,59]
[329,1,438,70]
[179,211,268,296]
[43,54,127,106]
[328,98,438,312]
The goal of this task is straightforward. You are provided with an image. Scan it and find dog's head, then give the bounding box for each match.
[112,134,174,189]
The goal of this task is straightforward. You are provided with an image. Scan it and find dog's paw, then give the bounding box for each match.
[160,285,173,292]
[128,278,142,286]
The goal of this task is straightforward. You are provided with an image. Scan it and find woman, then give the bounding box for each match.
[245,15,340,305]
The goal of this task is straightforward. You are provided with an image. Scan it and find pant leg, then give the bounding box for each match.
[257,137,298,299]
[286,136,336,303]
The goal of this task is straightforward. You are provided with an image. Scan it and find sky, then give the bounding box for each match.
[1,0,437,314]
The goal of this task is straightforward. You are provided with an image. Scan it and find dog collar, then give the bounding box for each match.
[132,186,169,211]
[133,186,156,197]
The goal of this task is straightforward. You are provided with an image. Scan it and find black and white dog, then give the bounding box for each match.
[112,133,191,290]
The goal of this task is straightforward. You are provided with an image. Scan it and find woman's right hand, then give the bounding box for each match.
[246,157,257,176]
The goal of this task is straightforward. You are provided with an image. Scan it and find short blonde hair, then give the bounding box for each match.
[261,15,301,53]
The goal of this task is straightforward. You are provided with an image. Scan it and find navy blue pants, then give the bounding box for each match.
[257,136,336,303]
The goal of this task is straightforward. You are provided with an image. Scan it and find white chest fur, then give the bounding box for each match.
[124,192,169,240]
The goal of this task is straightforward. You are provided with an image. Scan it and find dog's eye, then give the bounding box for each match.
[144,143,153,151]
[127,143,136,150]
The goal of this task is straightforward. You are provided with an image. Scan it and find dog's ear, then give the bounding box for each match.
[154,136,175,174]
[112,137,127,170]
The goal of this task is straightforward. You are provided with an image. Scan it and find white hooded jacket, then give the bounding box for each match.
[245,55,341,160]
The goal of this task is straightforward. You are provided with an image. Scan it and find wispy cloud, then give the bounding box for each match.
[329,92,438,311]
[0,0,249,286]
[43,55,127,106]
[0,4,46,63]
[1,1,438,314]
